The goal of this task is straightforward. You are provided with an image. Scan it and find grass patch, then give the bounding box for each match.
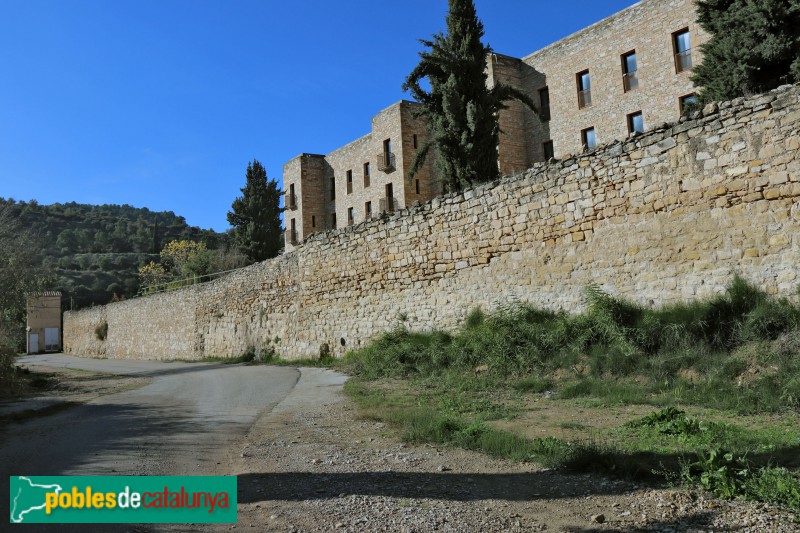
[344,276,800,511]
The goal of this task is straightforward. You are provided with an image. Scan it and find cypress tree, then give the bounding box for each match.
[692,0,800,102]
[227,160,284,263]
[403,0,535,192]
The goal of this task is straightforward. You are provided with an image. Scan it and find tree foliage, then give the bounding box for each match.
[136,239,229,293]
[227,160,284,263]
[160,240,208,278]
[692,0,800,102]
[0,198,230,309]
[0,203,51,355]
[402,0,535,191]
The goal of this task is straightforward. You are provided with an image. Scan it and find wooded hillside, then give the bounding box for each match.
[2,198,230,309]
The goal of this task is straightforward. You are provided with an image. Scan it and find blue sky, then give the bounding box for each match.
[1,0,636,231]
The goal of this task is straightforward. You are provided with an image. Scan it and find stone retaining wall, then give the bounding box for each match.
[64,85,800,360]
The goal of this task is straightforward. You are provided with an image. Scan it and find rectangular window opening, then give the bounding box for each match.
[538,87,550,121]
[363,162,370,187]
[331,213,336,228]
[679,93,698,115]
[627,111,644,134]
[415,179,420,195]
[381,183,395,213]
[412,134,418,149]
[577,70,591,109]
[581,127,597,150]
[673,28,692,73]
[365,201,372,220]
[311,215,316,228]
[622,50,638,92]
[542,140,554,161]
[378,139,395,171]
[329,177,336,201]
[346,170,353,194]
[347,207,354,225]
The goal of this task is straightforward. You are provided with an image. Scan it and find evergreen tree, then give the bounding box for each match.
[227,160,283,262]
[402,0,535,192]
[692,0,800,102]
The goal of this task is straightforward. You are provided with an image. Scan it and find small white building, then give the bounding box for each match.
[26,292,62,354]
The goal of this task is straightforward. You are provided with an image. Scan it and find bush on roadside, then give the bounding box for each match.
[0,331,21,395]
[346,276,800,412]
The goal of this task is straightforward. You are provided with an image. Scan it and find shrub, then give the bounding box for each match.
[0,332,20,395]
[95,321,108,341]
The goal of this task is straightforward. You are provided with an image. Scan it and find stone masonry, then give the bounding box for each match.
[64,85,800,361]
[287,0,710,247]
[491,0,709,174]
[283,101,437,251]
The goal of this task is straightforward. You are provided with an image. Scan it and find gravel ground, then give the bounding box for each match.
[8,363,795,531]
[217,369,799,533]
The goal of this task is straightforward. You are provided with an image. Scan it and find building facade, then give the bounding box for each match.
[283,101,438,251]
[26,292,62,354]
[284,0,709,249]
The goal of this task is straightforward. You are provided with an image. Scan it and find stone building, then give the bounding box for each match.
[283,101,438,251]
[284,0,709,249]
[26,292,62,354]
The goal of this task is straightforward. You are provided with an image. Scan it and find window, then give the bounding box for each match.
[542,140,554,160]
[331,213,336,228]
[329,177,335,200]
[413,134,418,149]
[627,111,644,134]
[622,51,638,92]
[346,170,353,194]
[577,70,591,108]
[679,93,698,114]
[382,183,395,213]
[538,87,550,121]
[378,138,395,171]
[347,207,354,225]
[287,184,297,209]
[311,215,316,228]
[581,127,597,150]
[289,219,297,244]
[673,28,692,73]
[363,162,370,187]
[365,201,372,220]
[415,179,420,195]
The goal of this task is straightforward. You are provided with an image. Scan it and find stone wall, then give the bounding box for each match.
[65,85,800,361]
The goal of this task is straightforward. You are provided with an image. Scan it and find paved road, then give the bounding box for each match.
[2,354,303,476]
[0,354,316,529]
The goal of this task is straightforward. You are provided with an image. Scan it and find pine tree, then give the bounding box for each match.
[227,160,284,263]
[403,0,535,192]
[692,0,800,102]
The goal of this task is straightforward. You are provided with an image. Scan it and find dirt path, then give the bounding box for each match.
[218,369,797,533]
[4,360,797,531]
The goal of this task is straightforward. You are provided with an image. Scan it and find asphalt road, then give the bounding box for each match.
[1,354,310,529]
[2,354,303,475]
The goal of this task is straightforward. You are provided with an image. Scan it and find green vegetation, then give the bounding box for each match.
[137,239,245,294]
[94,321,108,341]
[0,198,233,310]
[344,277,800,512]
[692,0,800,102]
[347,278,800,412]
[0,202,51,387]
[227,160,284,263]
[402,0,534,191]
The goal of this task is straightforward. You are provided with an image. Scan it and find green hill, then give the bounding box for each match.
[2,198,231,309]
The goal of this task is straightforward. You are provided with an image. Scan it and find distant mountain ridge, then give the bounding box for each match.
[2,198,230,309]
